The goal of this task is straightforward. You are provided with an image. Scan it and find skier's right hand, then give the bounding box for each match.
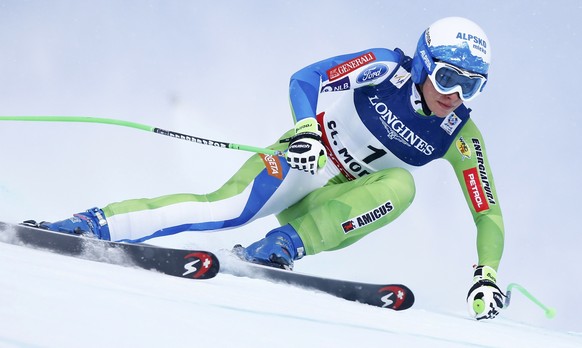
[286,117,327,174]
[467,265,506,320]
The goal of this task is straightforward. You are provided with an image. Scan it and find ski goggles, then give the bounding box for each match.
[428,61,487,101]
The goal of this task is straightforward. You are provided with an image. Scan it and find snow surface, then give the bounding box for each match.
[0,241,581,348]
[1,1,582,347]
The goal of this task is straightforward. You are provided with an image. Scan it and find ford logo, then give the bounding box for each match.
[356,63,388,83]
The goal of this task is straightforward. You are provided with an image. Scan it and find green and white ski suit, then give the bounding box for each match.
[102,48,504,270]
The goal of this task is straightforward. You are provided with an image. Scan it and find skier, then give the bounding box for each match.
[35,17,505,320]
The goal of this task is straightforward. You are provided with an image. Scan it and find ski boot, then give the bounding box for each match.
[233,225,305,270]
[24,207,110,240]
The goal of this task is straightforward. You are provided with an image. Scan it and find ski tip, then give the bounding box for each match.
[377,284,415,311]
[182,251,220,279]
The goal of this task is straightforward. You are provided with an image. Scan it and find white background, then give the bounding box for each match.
[0,0,580,343]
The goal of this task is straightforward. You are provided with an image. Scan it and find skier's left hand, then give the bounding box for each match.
[467,265,506,320]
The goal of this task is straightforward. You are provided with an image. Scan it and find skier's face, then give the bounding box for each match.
[422,78,463,118]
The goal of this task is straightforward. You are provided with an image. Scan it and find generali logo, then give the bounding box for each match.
[326,52,376,81]
[260,154,283,180]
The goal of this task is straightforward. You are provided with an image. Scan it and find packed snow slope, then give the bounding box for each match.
[1,0,581,345]
[1,241,581,348]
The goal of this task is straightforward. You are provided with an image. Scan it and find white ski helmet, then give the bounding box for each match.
[411,17,491,90]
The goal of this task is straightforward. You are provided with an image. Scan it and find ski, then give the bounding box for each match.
[219,253,415,311]
[0,220,413,309]
[0,221,219,280]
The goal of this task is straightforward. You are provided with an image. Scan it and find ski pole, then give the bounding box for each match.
[504,283,556,319]
[0,115,284,157]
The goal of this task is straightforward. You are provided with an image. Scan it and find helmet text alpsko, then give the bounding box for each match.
[456,32,487,49]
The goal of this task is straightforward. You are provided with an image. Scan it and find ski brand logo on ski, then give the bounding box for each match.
[183,259,201,276]
[341,200,394,233]
[221,255,415,311]
[326,52,376,81]
[0,221,220,280]
[378,285,408,310]
[182,252,215,279]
